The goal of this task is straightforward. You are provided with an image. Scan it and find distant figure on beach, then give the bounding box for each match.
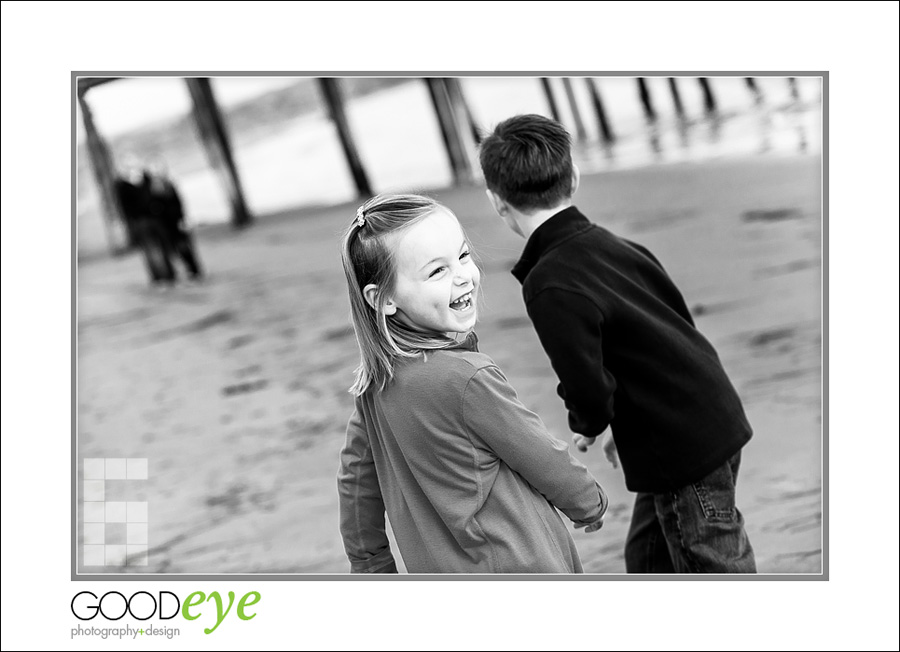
[114,156,203,285]
[115,156,172,284]
[147,159,204,281]
[337,194,608,573]
[478,114,756,573]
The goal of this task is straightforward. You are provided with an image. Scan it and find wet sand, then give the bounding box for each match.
[76,154,822,574]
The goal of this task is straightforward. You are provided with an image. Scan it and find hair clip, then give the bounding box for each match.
[356,206,366,228]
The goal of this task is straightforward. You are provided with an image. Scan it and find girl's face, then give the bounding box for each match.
[384,208,480,337]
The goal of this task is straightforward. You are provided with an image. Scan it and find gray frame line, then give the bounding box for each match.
[72,70,828,581]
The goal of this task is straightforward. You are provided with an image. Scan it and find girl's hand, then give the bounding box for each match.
[576,483,608,533]
[584,519,604,533]
[575,517,604,533]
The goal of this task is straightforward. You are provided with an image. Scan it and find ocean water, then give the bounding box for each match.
[76,76,822,255]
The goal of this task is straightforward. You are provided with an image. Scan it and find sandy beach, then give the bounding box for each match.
[76,152,822,575]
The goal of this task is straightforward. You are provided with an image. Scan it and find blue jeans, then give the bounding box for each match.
[624,452,756,573]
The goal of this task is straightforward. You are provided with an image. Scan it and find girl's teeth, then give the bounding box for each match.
[451,293,472,309]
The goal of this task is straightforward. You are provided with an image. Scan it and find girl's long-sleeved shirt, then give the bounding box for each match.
[337,333,608,574]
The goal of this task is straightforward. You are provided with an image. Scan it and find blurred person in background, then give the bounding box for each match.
[147,158,204,282]
[115,154,174,284]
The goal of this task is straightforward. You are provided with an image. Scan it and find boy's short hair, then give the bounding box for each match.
[479,114,574,212]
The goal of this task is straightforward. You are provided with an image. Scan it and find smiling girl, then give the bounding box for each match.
[337,194,608,573]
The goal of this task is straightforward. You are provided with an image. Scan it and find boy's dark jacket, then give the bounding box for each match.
[511,206,752,493]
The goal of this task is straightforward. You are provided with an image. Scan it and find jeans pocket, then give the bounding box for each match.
[690,463,737,523]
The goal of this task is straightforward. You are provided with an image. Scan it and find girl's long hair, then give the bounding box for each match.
[340,194,465,396]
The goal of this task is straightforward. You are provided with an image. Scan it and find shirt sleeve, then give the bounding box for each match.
[337,404,397,573]
[526,287,617,437]
[462,366,607,526]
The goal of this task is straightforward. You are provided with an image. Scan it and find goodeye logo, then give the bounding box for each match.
[71,590,261,637]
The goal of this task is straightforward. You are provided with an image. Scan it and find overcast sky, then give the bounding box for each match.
[76,76,302,142]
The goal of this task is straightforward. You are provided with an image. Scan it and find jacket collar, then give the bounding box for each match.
[391,319,479,352]
[511,206,593,284]
[451,331,479,352]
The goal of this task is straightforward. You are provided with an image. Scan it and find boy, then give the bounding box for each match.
[478,114,756,573]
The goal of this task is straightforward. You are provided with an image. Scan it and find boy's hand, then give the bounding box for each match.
[602,431,619,469]
[572,434,597,453]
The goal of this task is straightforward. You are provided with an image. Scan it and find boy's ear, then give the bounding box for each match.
[485,189,508,216]
[570,164,580,196]
[363,284,397,315]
